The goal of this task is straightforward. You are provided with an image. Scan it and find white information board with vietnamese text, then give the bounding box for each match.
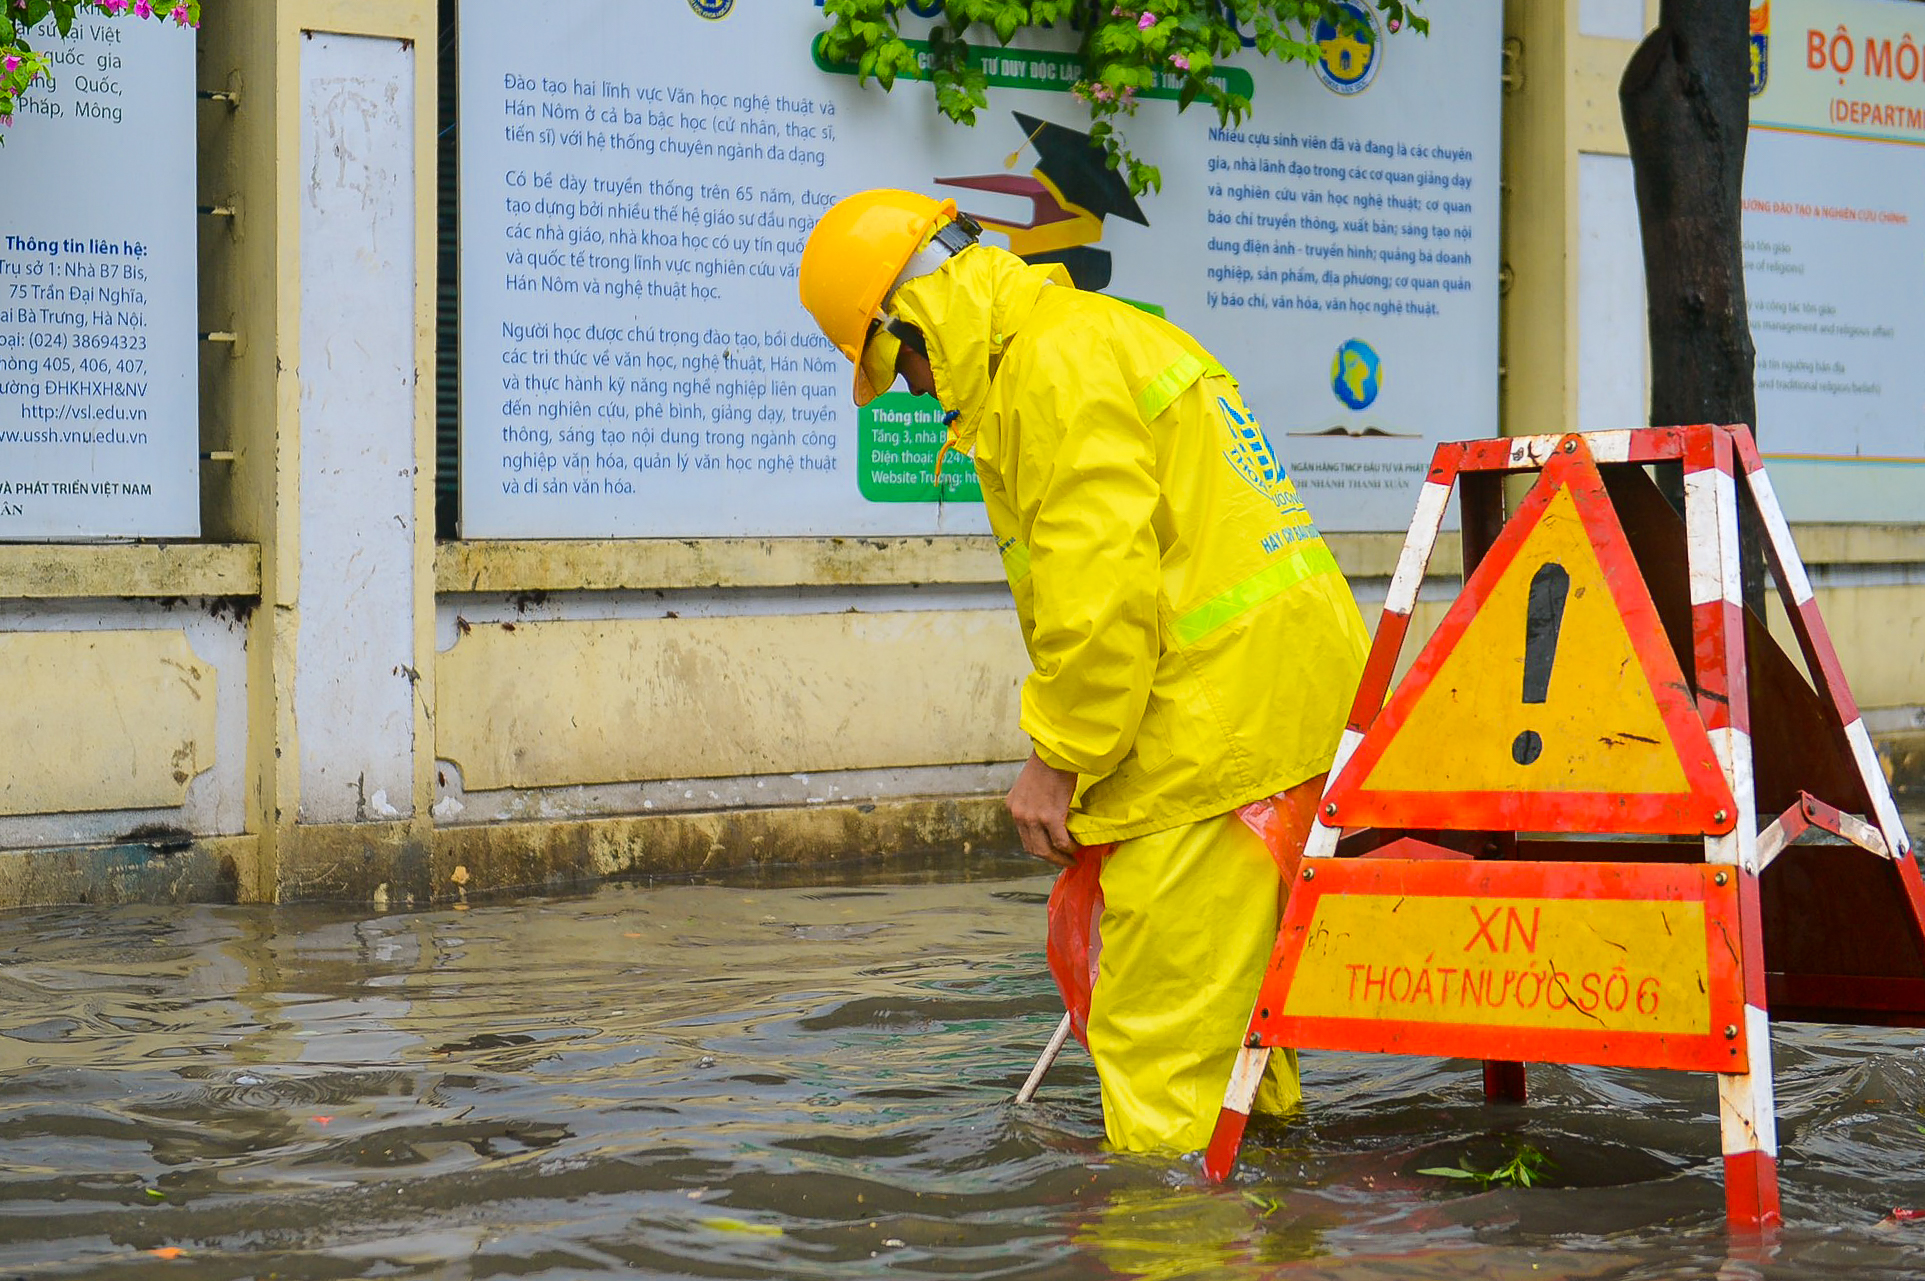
[0,16,198,539]
[459,0,1500,536]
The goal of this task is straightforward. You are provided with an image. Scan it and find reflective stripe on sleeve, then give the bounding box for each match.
[1135,354,1229,423]
[1172,542,1340,647]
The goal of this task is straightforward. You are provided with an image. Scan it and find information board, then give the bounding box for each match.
[1746,0,1925,460]
[459,0,1500,537]
[0,16,198,539]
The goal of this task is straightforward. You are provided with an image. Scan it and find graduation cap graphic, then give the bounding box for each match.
[937,112,1149,292]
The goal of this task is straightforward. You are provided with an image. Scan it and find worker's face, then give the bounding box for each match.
[897,345,938,399]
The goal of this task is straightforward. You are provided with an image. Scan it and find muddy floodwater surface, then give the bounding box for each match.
[4,851,1925,1278]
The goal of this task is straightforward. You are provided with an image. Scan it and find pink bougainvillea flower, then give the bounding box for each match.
[172,5,191,24]
[3,55,18,74]
[133,0,153,17]
[1137,11,1156,29]
[1169,53,1190,71]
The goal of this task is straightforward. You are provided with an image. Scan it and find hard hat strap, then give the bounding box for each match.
[883,213,982,315]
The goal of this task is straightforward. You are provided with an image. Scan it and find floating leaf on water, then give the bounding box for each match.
[703,1216,784,1237]
[1417,1164,1484,1180]
[1419,1142,1555,1190]
[1240,1191,1286,1216]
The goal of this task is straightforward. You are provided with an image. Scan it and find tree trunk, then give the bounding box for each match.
[1620,0,1766,611]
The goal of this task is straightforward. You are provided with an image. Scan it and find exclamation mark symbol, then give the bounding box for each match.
[1511,562,1571,766]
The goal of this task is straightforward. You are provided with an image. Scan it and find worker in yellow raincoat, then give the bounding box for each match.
[798,190,1370,1154]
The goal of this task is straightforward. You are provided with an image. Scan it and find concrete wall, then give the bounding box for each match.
[0,0,1920,908]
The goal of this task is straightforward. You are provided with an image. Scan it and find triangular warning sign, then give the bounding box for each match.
[1326,439,1736,835]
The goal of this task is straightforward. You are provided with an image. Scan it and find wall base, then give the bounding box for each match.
[0,835,258,909]
[0,796,1021,908]
[8,717,1925,911]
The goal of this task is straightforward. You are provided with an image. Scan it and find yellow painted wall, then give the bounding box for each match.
[0,631,217,816]
[437,610,1030,790]
[3,0,1924,909]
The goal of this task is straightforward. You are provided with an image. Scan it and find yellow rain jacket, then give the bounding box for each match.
[892,246,1369,843]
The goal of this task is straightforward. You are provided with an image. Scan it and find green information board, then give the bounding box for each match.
[858,394,982,503]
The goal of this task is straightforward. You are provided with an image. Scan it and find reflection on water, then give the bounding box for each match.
[0,850,1923,1278]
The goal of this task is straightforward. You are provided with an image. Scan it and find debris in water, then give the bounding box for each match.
[702,1217,783,1237]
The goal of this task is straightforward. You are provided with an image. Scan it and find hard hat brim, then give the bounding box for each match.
[854,326,901,407]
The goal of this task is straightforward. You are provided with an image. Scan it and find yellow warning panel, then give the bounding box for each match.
[1244,858,1750,1073]
[1279,891,1712,1036]
[1325,445,1734,833]
[1368,488,1684,795]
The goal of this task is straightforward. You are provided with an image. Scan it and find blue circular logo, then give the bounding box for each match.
[1331,339,1382,410]
[1313,1,1383,95]
[688,0,734,18]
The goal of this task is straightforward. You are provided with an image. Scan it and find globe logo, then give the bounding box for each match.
[688,0,734,18]
[1313,1,1383,95]
[1330,339,1382,411]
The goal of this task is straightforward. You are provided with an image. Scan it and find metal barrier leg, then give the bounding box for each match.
[1718,1005,1782,1231]
[1482,1060,1527,1102]
[1201,1045,1270,1183]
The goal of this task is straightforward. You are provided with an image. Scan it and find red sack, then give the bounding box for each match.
[1041,774,1327,1048]
[1045,844,1114,1048]
[1233,772,1328,893]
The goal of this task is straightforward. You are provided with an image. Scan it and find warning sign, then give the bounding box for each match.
[1203,426,1925,1232]
[1325,439,1736,835]
[1248,858,1748,1072]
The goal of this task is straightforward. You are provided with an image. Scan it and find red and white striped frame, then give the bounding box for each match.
[1685,427,1780,1231]
[1729,428,1913,863]
[1209,426,1876,1223]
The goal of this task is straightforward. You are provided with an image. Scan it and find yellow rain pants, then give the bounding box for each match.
[1087,810,1299,1153]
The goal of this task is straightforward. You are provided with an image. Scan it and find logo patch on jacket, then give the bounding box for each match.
[1219,396,1307,519]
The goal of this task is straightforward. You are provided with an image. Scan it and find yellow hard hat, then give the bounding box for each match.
[799,188,960,405]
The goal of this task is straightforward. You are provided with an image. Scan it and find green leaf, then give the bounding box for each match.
[1417,1165,1484,1180]
[810,0,1424,184]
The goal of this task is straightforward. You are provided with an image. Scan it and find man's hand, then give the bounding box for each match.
[1007,750,1079,867]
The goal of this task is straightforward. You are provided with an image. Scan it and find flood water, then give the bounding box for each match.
[3,850,1925,1278]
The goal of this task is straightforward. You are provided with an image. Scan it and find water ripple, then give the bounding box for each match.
[0,861,1922,1276]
